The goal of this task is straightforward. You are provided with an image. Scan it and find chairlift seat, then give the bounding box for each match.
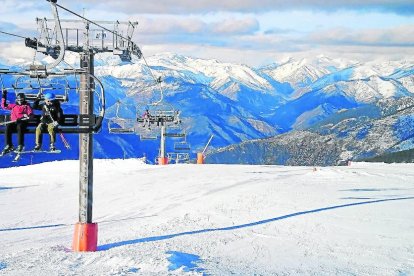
[164,133,185,138]
[140,134,158,140]
[174,141,191,151]
[108,117,135,134]
[167,152,190,162]
[109,128,135,134]
[0,114,102,134]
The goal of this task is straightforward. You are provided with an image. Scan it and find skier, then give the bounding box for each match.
[173,109,181,124]
[1,90,33,154]
[142,108,151,130]
[32,92,63,151]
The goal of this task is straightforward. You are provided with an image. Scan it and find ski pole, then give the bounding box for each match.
[59,132,71,149]
[0,117,29,126]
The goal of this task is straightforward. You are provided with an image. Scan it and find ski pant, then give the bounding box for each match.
[4,121,27,147]
[35,123,56,146]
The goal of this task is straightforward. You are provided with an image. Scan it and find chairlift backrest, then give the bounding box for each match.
[174,141,190,151]
[13,76,70,102]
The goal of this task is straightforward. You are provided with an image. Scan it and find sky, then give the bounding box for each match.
[0,0,414,66]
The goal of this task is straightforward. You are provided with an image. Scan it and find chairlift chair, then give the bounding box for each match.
[167,152,190,163]
[174,141,191,151]
[136,101,180,128]
[0,72,105,134]
[139,128,159,140]
[107,100,136,134]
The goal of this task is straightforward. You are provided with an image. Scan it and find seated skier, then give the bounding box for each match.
[32,92,63,152]
[1,90,33,154]
[142,109,151,130]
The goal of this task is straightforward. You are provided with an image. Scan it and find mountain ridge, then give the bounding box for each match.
[1,52,413,166]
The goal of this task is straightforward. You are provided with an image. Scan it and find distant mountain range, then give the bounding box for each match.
[206,97,414,165]
[1,53,413,166]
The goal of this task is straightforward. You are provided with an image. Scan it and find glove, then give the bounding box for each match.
[52,121,59,127]
[2,90,6,100]
[23,114,29,119]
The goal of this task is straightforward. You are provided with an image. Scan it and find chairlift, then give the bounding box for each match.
[137,102,181,128]
[164,132,186,138]
[139,128,159,140]
[0,71,105,134]
[108,100,136,134]
[167,152,190,163]
[174,141,191,151]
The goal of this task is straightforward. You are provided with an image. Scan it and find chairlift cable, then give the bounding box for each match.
[0,30,27,39]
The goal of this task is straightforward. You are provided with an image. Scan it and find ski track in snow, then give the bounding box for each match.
[0,160,414,275]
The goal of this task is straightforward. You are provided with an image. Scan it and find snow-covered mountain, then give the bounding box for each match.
[206,97,414,165]
[1,53,413,166]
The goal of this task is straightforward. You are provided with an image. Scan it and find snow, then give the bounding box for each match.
[1,160,414,275]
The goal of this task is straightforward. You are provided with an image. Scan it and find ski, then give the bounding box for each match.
[0,151,13,157]
[11,150,61,163]
[19,150,62,154]
[12,153,22,162]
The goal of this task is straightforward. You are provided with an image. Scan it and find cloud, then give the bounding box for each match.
[137,17,258,36]
[308,24,414,47]
[210,18,259,35]
[78,0,414,15]
[0,42,37,65]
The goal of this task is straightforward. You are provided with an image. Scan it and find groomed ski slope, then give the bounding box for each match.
[0,160,413,275]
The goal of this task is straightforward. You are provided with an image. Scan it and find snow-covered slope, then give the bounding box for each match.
[1,160,413,275]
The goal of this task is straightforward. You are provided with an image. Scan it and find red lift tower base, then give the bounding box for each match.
[197,153,204,164]
[158,157,168,165]
[72,222,98,252]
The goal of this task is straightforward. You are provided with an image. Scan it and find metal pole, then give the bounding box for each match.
[78,51,94,223]
[160,125,166,158]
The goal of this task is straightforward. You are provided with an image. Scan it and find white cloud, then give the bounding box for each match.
[210,18,259,35]
[308,24,414,46]
[77,0,414,15]
[0,42,37,65]
[1,1,413,67]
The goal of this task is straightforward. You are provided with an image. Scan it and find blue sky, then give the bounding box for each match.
[0,0,413,66]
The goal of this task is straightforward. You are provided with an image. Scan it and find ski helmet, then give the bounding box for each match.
[16,93,26,104]
[44,92,56,100]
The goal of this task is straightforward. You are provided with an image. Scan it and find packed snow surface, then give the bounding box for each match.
[0,159,413,275]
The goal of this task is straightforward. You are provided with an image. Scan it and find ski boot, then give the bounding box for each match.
[49,143,57,152]
[33,144,42,152]
[15,145,24,153]
[1,145,14,156]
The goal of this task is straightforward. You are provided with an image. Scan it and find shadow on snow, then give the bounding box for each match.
[0,224,65,232]
[98,196,414,251]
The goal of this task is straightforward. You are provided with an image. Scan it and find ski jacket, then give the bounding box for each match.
[1,98,33,121]
[33,99,63,124]
[143,111,150,118]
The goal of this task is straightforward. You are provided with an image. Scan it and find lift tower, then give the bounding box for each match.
[24,0,142,251]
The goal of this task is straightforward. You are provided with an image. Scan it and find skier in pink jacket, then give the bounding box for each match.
[1,90,33,154]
